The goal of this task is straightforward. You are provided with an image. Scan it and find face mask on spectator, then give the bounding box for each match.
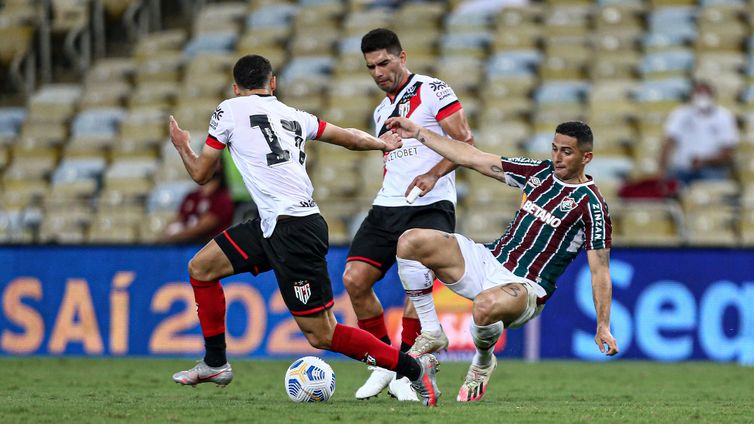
[692,93,713,112]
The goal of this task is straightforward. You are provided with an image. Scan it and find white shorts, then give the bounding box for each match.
[442,234,548,329]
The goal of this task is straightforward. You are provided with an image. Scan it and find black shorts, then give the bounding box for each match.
[214,214,333,316]
[347,200,455,275]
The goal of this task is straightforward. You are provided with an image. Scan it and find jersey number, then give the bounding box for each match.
[249,114,306,167]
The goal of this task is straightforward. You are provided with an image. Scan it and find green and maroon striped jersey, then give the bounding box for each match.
[485,157,612,297]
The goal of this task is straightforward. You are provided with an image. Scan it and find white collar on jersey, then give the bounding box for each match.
[552,175,594,187]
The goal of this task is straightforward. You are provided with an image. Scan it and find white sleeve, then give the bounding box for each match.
[664,109,684,139]
[295,109,326,141]
[423,78,462,122]
[207,100,234,149]
[719,109,739,147]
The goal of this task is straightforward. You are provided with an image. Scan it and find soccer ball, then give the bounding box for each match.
[284,356,336,402]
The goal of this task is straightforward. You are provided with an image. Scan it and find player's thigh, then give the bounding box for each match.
[399,228,466,283]
[268,215,334,315]
[188,240,235,281]
[213,219,272,277]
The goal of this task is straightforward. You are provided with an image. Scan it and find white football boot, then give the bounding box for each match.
[172,361,233,387]
[388,376,419,401]
[355,366,394,399]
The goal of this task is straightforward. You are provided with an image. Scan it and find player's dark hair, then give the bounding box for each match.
[361,28,403,56]
[555,121,593,152]
[233,55,273,90]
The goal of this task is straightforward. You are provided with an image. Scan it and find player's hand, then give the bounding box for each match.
[379,131,403,152]
[595,325,619,356]
[385,117,420,139]
[169,115,191,149]
[404,173,439,198]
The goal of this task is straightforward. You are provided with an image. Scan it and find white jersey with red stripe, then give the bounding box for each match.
[206,94,326,238]
[372,73,463,207]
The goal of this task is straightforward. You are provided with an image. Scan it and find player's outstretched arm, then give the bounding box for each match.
[386,117,507,182]
[319,124,402,152]
[169,115,223,184]
[586,248,619,356]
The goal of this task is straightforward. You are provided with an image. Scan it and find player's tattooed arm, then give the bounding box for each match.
[490,164,506,182]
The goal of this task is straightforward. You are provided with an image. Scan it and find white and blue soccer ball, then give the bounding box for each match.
[284,356,336,402]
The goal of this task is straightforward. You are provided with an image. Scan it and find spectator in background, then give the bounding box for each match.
[659,81,739,185]
[163,166,234,244]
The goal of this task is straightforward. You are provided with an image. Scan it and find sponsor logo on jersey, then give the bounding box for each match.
[522,200,562,228]
[591,202,604,240]
[212,107,223,121]
[429,80,453,100]
[299,199,317,208]
[293,280,312,304]
[385,146,419,161]
[559,197,577,212]
[528,176,542,188]
[509,157,541,165]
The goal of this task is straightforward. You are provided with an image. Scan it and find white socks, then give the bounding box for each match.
[396,257,442,334]
[471,320,503,367]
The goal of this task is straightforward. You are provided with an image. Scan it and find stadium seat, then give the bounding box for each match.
[133,30,188,60]
[183,32,238,58]
[72,107,127,139]
[686,207,738,246]
[27,84,82,124]
[615,200,684,246]
[0,107,27,144]
[193,2,247,35]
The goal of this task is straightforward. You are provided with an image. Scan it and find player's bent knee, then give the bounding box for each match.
[188,253,216,282]
[342,268,371,295]
[396,228,430,259]
[472,292,498,326]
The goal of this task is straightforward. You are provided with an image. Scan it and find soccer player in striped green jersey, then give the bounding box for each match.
[385,117,619,402]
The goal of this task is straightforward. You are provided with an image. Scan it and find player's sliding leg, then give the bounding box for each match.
[458,283,528,402]
[343,261,417,401]
[457,320,502,402]
[173,240,235,387]
[294,310,441,407]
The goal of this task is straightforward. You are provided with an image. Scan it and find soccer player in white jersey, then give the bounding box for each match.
[169,55,442,407]
[385,117,620,402]
[343,28,474,401]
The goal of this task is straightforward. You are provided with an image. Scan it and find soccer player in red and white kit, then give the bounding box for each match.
[169,55,441,406]
[386,117,620,402]
[343,28,473,401]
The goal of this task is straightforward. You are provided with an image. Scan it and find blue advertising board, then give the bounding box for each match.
[1,246,752,362]
[0,245,521,359]
[539,248,754,363]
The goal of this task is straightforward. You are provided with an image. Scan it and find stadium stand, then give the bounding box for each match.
[0,0,752,246]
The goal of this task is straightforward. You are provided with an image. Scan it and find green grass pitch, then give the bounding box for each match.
[1,357,752,423]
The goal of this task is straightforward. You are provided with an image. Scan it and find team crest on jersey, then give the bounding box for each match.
[293,280,312,304]
[399,101,410,117]
[527,176,542,188]
[559,197,577,212]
